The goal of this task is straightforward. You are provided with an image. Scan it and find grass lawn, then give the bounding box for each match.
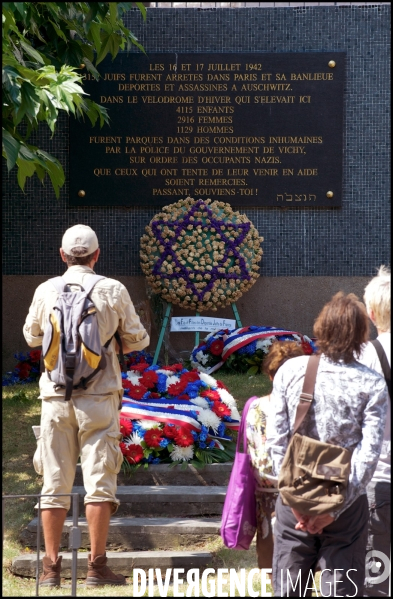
[2,374,322,597]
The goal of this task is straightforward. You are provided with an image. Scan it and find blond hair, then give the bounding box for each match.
[363,265,391,332]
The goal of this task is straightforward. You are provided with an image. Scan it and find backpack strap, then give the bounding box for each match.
[370,339,391,399]
[64,353,76,401]
[49,276,69,294]
[293,354,321,434]
[83,274,106,297]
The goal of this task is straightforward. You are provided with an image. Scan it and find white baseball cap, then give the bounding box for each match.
[61,224,99,256]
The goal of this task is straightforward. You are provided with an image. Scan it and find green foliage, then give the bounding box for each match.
[222,348,266,375]
[192,440,236,468]
[2,2,146,197]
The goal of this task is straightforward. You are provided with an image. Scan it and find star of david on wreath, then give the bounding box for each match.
[151,199,251,303]
[140,197,263,312]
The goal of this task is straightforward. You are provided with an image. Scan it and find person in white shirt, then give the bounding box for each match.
[358,265,390,597]
[266,292,388,597]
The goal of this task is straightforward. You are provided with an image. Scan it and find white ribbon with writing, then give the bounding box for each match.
[170,316,236,333]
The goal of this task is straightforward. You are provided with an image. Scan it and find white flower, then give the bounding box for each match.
[217,388,237,408]
[197,408,221,433]
[256,337,275,353]
[190,396,210,409]
[128,432,144,446]
[199,372,218,388]
[195,350,208,365]
[126,372,142,385]
[170,444,194,462]
[231,406,241,421]
[190,359,201,369]
[165,375,180,390]
[137,419,161,430]
[194,363,210,374]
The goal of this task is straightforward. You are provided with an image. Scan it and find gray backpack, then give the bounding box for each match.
[42,275,123,400]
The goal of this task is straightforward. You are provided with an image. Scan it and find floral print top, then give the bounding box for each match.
[266,354,389,518]
[246,396,278,492]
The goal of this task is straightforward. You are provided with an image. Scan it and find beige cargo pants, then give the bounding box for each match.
[33,392,123,513]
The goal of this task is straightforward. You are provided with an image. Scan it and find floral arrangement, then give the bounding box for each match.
[119,364,239,468]
[140,197,263,312]
[190,326,317,375]
[123,349,154,371]
[2,350,42,386]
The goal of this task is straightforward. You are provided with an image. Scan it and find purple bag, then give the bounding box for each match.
[220,396,257,550]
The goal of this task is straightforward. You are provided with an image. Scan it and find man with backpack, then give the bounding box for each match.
[358,265,390,597]
[23,224,150,587]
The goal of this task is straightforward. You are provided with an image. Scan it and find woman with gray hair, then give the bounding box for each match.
[358,265,390,598]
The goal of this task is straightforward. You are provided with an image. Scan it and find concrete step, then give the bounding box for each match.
[11,550,212,578]
[72,485,227,516]
[74,462,233,487]
[20,517,222,551]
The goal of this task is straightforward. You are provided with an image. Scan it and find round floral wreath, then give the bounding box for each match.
[140,197,263,312]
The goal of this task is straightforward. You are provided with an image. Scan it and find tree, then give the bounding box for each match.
[2,2,146,197]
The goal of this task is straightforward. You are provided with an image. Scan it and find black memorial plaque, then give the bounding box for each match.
[70,52,345,207]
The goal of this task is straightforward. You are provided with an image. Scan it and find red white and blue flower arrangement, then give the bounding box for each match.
[119,363,239,469]
[190,326,317,375]
[2,349,42,385]
[140,197,263,312]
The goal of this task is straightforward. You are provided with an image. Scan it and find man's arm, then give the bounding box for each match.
[23,289,45,347]
[115,285,150,354]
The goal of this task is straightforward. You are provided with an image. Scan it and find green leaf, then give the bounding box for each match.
[16,157,36,190]
[37,152,65,199]
[14,2,27,19]
[135,3,147,21]
[48,19,68,42]
[19,39,45,65]
[80,44,94,63]
[247,366,259,376]
[89,21,102,55]
[34,163,46,183]
[2,129,21,170]
[95,34,112,66]
[82,57,100,80]
[109,2,118,26]
[246,358,257,365]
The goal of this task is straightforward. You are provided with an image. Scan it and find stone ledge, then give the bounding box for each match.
[21,517,222,551]
[74,462,233,486]
[73,485,227,501]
